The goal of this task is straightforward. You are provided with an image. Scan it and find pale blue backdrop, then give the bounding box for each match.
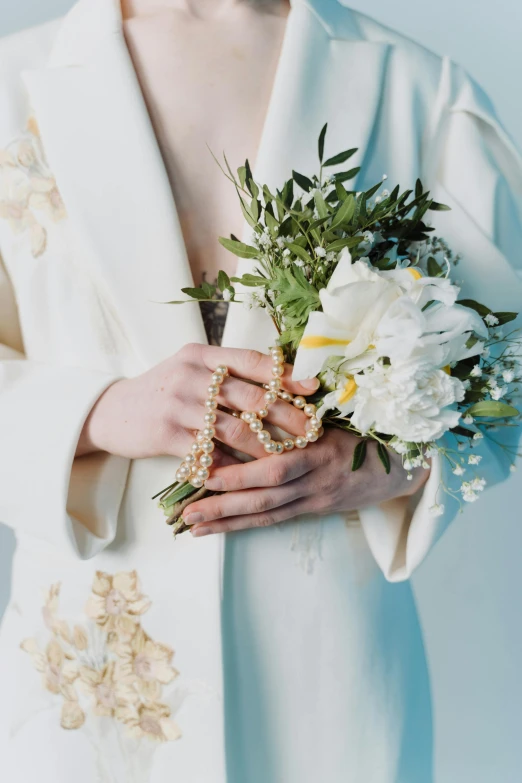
[1,2,521,782]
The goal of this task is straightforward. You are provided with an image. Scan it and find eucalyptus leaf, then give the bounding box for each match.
[292,170,314,192]
[332,167,361,183]
[377,442,391,474]
[217,270,230,292]
[427,256,443,277]
[330,194,356,230]
[457,299,491,317]
[180,287,208,301]
[324,148,358,167]
[318,122,328,163]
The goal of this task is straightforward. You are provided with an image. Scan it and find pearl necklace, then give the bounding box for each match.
[175,345,324,488]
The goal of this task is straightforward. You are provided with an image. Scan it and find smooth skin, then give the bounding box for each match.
[77,344,429,537]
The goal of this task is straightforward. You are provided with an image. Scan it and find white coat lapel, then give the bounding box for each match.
[222,0,390,351]
[22,0,207,371]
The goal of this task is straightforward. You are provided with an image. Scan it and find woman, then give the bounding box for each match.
[0,0,521,780]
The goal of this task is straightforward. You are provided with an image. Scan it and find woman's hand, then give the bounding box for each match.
[182,427,430,536]
[75,343,319,461]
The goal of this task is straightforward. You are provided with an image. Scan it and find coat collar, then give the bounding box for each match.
[22,0,389,367]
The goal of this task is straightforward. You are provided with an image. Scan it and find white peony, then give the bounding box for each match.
[349,357,466,442]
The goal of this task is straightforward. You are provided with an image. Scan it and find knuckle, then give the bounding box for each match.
[242,382,264,410]
[254,513,274,528]
[242,349,264,375]
[252,494,272,514]
[224,418,249,448]
[266,460,288,487]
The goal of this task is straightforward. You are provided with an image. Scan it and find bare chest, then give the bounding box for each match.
[124,9,287,289]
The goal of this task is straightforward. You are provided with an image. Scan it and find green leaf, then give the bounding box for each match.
[323,148,358,167]
[313,189,329,219]
[265,210,279,233]
[217,270,230,292]
[237,165,247,189]
[457,299,492,317]
[281,178,294,208]
[351,439,367,472]
[218,237,259,259]
[466,401,519,418]
[334,181,349,202]
[231,273,268,287]
[427,256,443,277]
[201,281,215,297]
[429,200,451,211]
[287,242,314,265]
[326,235,363,253]
[377,442,391,474]
[248,178,259,200]
[415,178,423,198]
[318,122,328,163]
[292,170,314,192]
[180,287,208,301]
[330,194,356,230]
[494,311,518,325]
[239,197,257,228]
[332,167,360,183]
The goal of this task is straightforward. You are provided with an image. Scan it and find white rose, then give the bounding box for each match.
[351,357,466,442]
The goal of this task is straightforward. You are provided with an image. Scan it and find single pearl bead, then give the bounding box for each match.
[207,384,219,397]
[185,454,196,466]
[190,476,204,488]
[264,441,278,453]
[295,436,308,449]
[190,463,199,475]
[293,396,306,409]
[264,391,277,404]
[303,404,316,417]
[250,419,263,432]
[306,429,319,442]
[201,440,215,454]
[274,442,284,454]
[211,372,224,385]
[283,438,295,451]
[202,426,215,439]
[241,411,253,422]
[196,431,207,442]
[215,364,228,376]
[270,346,283,358]
[205,398,217,410]
[199,454,213,468]
[191,442,201,454]
[272,363,284,377]
[175,469,185,482]
[204,411,217,424]
[279,391,293,402]
[197,467,210,480]
[269,378,281,391]
[308,415,321,429]
[258,407,269,418]
[316,427,324,438]
[257,430,271,444]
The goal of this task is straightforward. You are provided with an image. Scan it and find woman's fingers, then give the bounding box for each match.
[183,343,319,396]
[204,448,315,492]
[216,376,309,436]
[182,477,309,526]
[189,495,323,536]
[213,411,267,459]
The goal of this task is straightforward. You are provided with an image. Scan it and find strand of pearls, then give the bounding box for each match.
[175,347,324,489]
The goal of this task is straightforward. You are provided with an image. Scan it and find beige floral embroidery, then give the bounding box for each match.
[0,116,66,257]
[21,571,181,743]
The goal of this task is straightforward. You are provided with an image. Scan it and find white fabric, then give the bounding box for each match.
[0,0,520,780]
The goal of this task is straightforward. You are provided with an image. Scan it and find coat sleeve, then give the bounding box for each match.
[358,56,522,582]
[0,252,130,559]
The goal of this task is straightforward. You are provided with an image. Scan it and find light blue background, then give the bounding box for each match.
[1,2,521,781]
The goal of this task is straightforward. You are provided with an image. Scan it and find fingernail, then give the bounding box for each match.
[205,478,224,491]
[191,526,212,537]
[183,512,204,526]
[302,378,320,390]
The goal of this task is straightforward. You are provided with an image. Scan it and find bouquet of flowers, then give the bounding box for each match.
[155,124,521,534]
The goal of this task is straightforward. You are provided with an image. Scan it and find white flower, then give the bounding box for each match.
[429,504,445,517]
[503,369,515,384]
[491,386,507,401]
[349,356,465,442]
[457,442,467,452]
[392,440,408,455]
[222,289,232,302]
[453,464,465,476]
[325,251,337,263]
[258,231,271,247]
[463,414,474,425]
[470,365,482,378]
[471,477,486,492]
[461,485,479,502]
[318,375,358,418]
[473,432,484,441]
[282,248,291,257]
[293,258,305,268]
[485,313,499,326]
[468,454,482,465]
[315,246,326,257]
[482,346,491,358]
[363,231,375,245]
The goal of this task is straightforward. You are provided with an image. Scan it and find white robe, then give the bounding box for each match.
[0,1,521,781]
